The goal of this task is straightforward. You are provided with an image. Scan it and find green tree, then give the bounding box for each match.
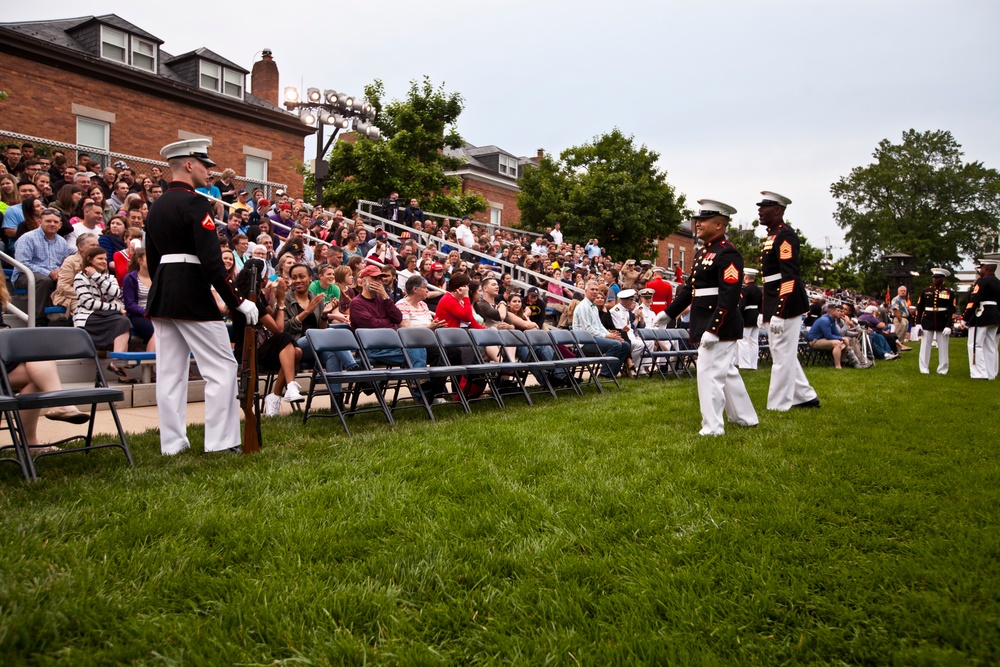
[316,77,487,216]
[831,129,1000,289]
[517,129,685,260]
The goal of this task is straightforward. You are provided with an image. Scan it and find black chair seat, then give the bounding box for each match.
[13,388,124,410]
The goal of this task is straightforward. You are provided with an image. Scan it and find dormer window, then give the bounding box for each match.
[498,155,518,178]
[100,25,156,73]
[199,60,244,98]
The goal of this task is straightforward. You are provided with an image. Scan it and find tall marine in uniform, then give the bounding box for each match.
[757,191,819,410]
[963,258,1000,380]
[145,139,260,455]
[665,200,758,436]
[915,267,958,375]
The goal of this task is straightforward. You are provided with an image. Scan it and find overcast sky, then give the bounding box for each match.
[7,1,999,258]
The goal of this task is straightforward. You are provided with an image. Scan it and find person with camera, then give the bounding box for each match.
[366,231,399,269]
[663,200,758,436]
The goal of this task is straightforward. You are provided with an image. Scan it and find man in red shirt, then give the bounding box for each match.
[646,265,673,314]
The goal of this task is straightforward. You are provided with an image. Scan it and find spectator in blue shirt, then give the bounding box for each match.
[13,208,71,324]
[807,302,864,369]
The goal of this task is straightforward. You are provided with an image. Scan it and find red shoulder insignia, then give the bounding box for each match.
[973,284,980,294]
[201,212,215,230]
[779,240,793,260]
[723,263,739,284]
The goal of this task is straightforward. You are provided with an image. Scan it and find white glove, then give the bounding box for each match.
[700,331,719,348]
[769,318,785,335]
[757,314,764,328]
[942,327,952,336]
[237,299,259,326]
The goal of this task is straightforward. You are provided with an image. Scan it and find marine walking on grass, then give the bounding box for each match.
[664,199,758,436]
[758,191,820,410]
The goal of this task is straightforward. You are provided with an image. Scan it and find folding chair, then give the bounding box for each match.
[303,328,394,435]
[434,328,505,409]
[397,327,471,414]
[523,329,585,396]
[548,329,607,393]
[498,329,559,400]
[0,328,133,479]
[0,394,31,481]
[469,328,534,405]
[353,328,433,422]
[571,330,623,389]
[663,329,698,378]
[636,328,671,380]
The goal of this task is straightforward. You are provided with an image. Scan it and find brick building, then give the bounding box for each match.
[0,14,309,194]
[446,142,523,227]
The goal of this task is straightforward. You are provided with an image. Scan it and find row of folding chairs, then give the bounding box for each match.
[300,326,625,435]
[0,328,133,481]
[634,328,699,380]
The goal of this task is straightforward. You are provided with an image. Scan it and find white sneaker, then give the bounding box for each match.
[264,393,282,417]
[884,353,899,360]
[283,381,304,402]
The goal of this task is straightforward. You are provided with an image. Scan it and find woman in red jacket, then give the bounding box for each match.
[434,273,483,330]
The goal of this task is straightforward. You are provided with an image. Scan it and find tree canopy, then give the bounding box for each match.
[315,77,487,216]
[516,129,685,260]
[831,129,1000,289]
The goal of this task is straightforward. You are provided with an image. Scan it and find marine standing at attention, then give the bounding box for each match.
[145,139,259,455]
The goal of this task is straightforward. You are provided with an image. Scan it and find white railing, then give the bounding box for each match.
[1,251,37,327]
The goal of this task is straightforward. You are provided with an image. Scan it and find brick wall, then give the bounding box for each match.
[460,175,521,226]
[657,230,696,274]
[0,52,304,195]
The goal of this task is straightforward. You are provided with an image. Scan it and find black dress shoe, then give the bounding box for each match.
[792,398,821,409]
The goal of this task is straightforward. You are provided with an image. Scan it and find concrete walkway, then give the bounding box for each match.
[2,398,315,448]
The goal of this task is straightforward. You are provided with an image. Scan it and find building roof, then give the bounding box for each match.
[166,47,249,74]
[0,14,299,123]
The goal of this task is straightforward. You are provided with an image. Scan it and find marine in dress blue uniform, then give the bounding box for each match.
[145,139,259,455]
[758,191,819,410]
[915,267,957,375]
[737,267,762,369]
[963,259,1000,380]
[665,200,758,436]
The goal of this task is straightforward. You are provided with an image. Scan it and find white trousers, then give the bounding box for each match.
[968,325,999,380]
[766,318,818,411]
[697,340,758,435]
[919,329,950,375]
[737,326,759,369]
[153,318,240,454]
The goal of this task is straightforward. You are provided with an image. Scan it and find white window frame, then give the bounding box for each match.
[199,60,221,93]
[130,37,157,73]
[498,155,518,178]
[679,248,686,272]
[490,207,502,226]
[100,25,157,72]
[246,156,268,183]
[223,69,244,98]
[100,26,128,64]
[667,247,674,268]
[77,117,110,151]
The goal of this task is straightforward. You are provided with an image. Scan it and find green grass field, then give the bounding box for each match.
[1,349,998,665]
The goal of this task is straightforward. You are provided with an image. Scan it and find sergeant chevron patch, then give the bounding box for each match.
[201,213,215,230]
[723,263,739,283]
[779,240,793,260]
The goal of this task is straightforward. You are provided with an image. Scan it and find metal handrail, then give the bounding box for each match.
[356,202,580,304]
[1,250,36,327]
[0,129,289,198]
[356,198,544,239]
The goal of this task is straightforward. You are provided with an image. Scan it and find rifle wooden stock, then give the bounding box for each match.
[240,290,263,454]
